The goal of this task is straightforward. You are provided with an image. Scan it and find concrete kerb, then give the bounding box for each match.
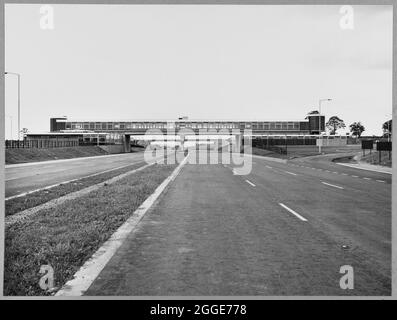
[336,162,392,174]
[330,152,392,174]
[55,155,188,296]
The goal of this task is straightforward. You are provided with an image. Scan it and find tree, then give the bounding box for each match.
[382,119,392,137]
[349,122,365,138]
[326,116,346,135]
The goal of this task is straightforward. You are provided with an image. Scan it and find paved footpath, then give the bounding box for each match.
[85,154,390,296]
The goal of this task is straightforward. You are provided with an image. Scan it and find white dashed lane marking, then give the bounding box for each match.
[363,177,372,180]
[279,203,308,222]
[245,180,256,187]
[376,180,385,183]
[284,171,297,176]
[321,182,344,189]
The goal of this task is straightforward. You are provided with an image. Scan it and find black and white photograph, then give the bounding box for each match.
[0,1,394,301]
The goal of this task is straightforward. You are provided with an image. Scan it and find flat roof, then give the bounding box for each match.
[61,118,313,122]
[26,132,109,135]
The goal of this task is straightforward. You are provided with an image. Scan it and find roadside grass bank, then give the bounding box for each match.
[251,147,287,159]
[4,163,177,296]
[6,146,109,164]
[251,145,361,159]
[332,150,392,168]
[360,151,392,167]
[6,161,147,216]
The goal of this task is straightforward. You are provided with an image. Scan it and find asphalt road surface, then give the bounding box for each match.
[85,151,391,296]
[5,152,148,198]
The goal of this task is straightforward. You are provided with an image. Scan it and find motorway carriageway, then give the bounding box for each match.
[84,152,391,296]
[5,152,149,199]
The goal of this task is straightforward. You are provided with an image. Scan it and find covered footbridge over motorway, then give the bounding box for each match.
[122,132,243,153]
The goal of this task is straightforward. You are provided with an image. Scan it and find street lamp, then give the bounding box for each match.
[385,113,392,142]
[319,98,332,115]
[318,98,332,134]
[318,98,332,154]
[5,72,21,140]
[5,114,13,140]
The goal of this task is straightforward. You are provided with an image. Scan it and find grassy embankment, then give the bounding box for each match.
[360,150,392,167]
[6,146,108,164]
[4,163,177,296]
[6,145,145,164]
[251,145,361,159]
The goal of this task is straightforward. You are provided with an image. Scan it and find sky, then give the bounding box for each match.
[4,4,393,138]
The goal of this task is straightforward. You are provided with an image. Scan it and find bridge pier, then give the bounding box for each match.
[123,135,131,153]
[234,134,242,153]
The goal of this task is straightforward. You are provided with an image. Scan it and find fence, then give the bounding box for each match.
[252,136,317,148]
[5,139,79,149]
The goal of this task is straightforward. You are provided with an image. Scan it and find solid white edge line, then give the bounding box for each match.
[5,162,145,201]
[245,180,256,187]
[55,155,188,296]
[321,181,344,189]
[5,152,136,168]
[6,153,172,200]
[279,203,307,222]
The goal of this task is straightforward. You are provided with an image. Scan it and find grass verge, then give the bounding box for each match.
[4,163,177,296]
[360,151,392,167]
[251,145,361,159]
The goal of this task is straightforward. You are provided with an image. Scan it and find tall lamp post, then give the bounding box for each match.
[318,98,332,153]
[5,72,21,140]
[5,115,13,140]
[385,113,392,142]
